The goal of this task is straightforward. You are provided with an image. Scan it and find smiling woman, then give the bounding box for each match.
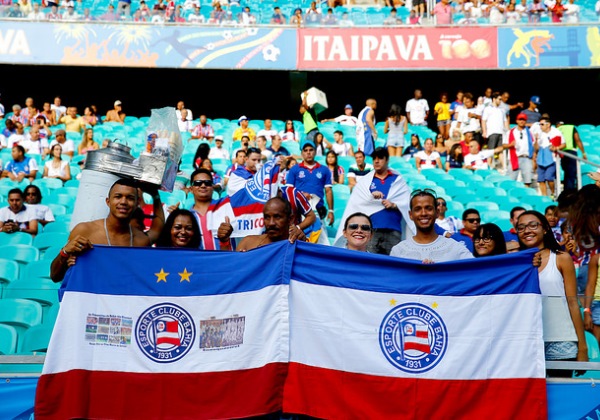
[342,212,373,252]
[156,209,201,249]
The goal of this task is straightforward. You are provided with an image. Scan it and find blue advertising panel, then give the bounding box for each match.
[0,21,296,70]
[498,25,599,69]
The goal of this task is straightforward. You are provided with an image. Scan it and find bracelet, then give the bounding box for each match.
[60,248,69,258]
[328,210,334,214]
[584,307,592,314]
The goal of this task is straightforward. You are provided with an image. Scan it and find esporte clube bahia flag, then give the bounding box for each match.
[36,242,546,419]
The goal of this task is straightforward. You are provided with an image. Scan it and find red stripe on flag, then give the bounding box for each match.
[415,330,428,338]
[156,336,181,346]
[283,363,547,420]
[165,321,178,333]
[35,363,287,419]
[404,342,431,353]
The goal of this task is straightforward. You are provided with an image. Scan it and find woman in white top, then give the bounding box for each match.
[414,138,442,172]
[384,103,408,157]
[278,119,300,142]
[517,210,588,377]
[43,143,71,183]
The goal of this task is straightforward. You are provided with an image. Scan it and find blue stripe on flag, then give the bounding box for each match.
[291,242,541,296]
[60,242,293,297]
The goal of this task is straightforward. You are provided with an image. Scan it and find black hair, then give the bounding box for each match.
[24,184,42,203]
[462,208,480,220]
[344,212,373,230]
[326,150,341,184]
[108,178,138,198]
[8,188,24,198]
[190,168,213,181]
[473,223,507,257]
[510,206,526,219]
[12,144,25,155]
[193,143,211,169]
[517,210,562,253]
[156,209,201,249]
[371,146,389,160]
[235,149,247,158]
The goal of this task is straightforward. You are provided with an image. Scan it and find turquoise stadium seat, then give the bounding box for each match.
[479,187,508,199]
[508,187,539,199]
[0,324,18,355]
[481,210,510,223]
[498,180,525,190]
[466,201,500,212]
[21,260,52,282]
[18,323,54,354]
[0,258,20,297]
[33,232,69,254]
[0,244,39,266]
[451,191,477,202]
[489,217,513,231]
[33,178,63,191]
[43,245,62,261]
[0,298,43,335]
[43,221,71,233]
[519,196,555,212]
[3,278,60,311]
[47,203,67,217]
[0,232,34,246]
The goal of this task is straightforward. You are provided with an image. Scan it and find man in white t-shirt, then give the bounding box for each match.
[405,89,429,126]
[463,140,504,171]
[456,92,482,144]
[7,122,26,148]
[177,109,193,133]
[320,104,360,127]
[256,119,279,142]
[49,129,75,158]
[208,136,230,161]
[0,188,39,235]
[22,125,49,157]
[390,189,473,263]
[481,91,509,169]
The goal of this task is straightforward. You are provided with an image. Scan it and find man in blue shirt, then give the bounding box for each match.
[2,145,38,183]
[286,140,334,226]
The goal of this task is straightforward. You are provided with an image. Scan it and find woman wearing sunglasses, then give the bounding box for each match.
[517,210,588,377]
[342,212,373,252]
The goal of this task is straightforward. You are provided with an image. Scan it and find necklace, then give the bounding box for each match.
[104,218,133,247]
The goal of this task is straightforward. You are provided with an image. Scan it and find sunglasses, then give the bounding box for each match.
[436,201,446,207]
[347,223,372,232]
[192,179,213,187]
[465,218,481,223]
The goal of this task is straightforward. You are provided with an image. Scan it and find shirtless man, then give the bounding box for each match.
[237,197,301,252]
[50,179,163,282]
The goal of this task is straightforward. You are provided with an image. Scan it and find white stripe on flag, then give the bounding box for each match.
[289,280,544,380]
[43,285,289,375]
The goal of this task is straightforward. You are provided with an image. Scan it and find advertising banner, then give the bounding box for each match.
[297,27,498,70]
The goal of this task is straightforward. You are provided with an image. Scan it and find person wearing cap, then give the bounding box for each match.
[286,140,334,227]
[208,135,230,161]
[320,104,359,126]
[504,113,535,187]
[522,96,542,126]
[232,115,256,142]
[105,100,126,123]
[557,121,587,191]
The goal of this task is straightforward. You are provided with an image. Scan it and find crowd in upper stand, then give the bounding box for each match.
[0,0,596,25]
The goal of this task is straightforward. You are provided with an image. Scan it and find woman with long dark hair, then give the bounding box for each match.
[326,150,344,185]
[156,209,201,249]
[472,223,507,257]
[517,210,588,377]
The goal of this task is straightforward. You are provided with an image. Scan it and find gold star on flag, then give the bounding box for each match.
[155,268,169,282]
[389,299,397,306]
[432,302,439,309]
[179,268,192,282]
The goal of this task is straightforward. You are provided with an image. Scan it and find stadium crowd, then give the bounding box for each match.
[0,0,591,25]
[0,88,599,376]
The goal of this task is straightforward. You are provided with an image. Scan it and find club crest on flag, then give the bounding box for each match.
[379,303,448,374]
[135,303,196,363]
